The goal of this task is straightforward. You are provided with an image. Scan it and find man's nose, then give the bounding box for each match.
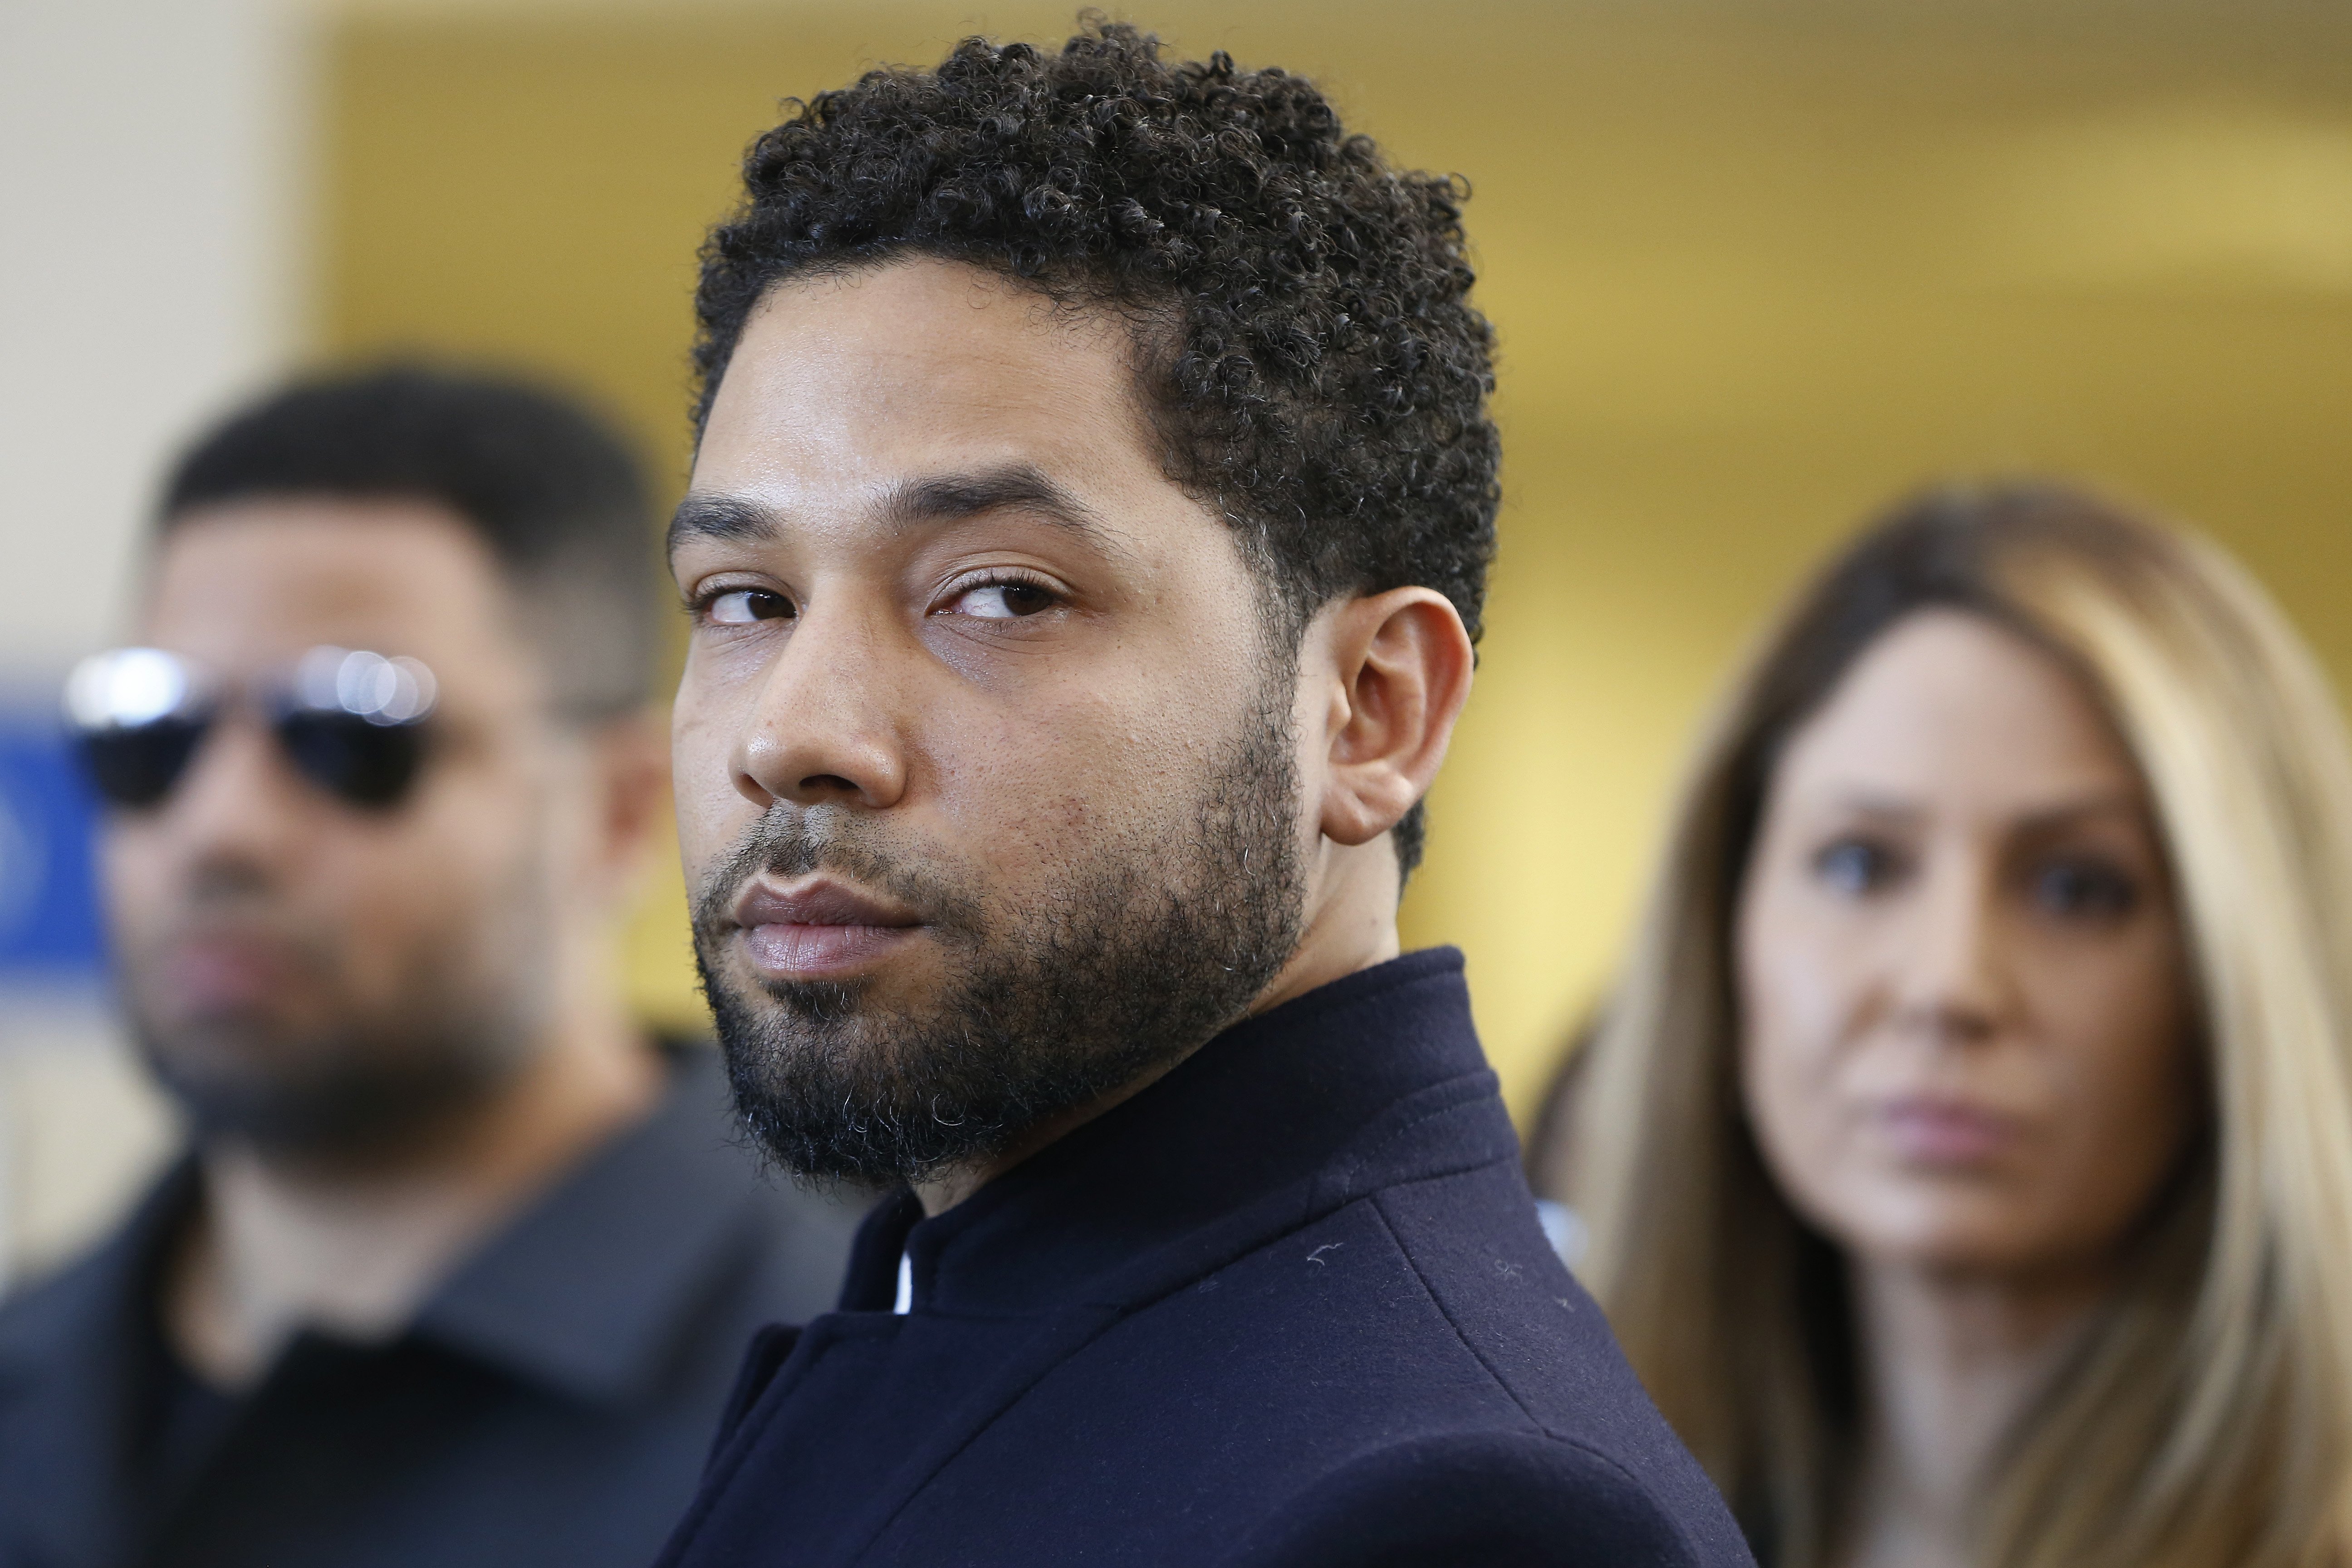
[143,714,315,876]
[730,601,912,813]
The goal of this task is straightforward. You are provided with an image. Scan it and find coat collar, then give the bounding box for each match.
[858,948,1512,1319]
[0,1046,769,1564]
[0,1044,765,1443]
[411,1044,772,1407]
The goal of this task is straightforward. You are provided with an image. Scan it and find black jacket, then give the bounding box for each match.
[656,950,1754,1568]
[0,1046,865,1568]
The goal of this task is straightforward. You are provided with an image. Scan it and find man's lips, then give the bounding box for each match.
[730,877,922,981]
[154,934,307,1015]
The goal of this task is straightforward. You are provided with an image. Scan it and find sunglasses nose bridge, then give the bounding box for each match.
[120,710,312,843]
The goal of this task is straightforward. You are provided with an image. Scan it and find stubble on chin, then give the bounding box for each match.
[127,893,550,1161]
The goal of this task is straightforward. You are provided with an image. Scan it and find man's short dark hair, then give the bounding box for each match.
[162,363,659,717]
[693,20,1499,872]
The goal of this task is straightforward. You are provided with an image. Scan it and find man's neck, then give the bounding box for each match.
[1249,833,1405,1015]
[166,1011,662,1389]
[912,834,1402,1217]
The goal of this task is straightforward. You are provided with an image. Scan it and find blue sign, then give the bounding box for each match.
[0,707,106,978]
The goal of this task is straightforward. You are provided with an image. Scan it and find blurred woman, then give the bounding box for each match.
[1544,483,2352,1568]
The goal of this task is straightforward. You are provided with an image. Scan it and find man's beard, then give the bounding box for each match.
[142,1006,528,1158]
[692,675,1308,1189]
[127,866,547,1161]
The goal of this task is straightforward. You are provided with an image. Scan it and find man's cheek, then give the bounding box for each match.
[676,779,749,886]
[671,721,751,858]
[936,728,1106,855]
[669,676,741,780]
[101,823,163,903]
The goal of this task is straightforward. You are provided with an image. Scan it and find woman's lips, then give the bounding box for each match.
[730,877,921,982]
[1875,1098,2024,1166]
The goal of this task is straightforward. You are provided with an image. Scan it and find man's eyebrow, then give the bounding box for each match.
[667,466,1124,561]
[667,493,779,557]
[880,465,1114,546]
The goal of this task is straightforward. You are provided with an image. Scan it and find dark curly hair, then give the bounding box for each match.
[694,20,1499,873]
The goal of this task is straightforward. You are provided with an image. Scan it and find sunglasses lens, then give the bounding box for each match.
[64,647,437,813]
[277,712,428,809]
[78,719,207,809]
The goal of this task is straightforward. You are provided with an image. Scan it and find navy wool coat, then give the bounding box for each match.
[656,950,1754,1568]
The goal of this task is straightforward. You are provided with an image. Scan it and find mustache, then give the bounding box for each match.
[690,808,984,941]
[138,859,335,960]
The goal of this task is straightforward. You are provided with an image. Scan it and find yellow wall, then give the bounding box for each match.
[322,1,2352,1122]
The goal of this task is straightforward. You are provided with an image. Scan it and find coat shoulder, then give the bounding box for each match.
[1350,1160,1754,1563]
[1227,1426,1753,1568]
[1047,1157,1754,1564]
[0,1225,135,1388]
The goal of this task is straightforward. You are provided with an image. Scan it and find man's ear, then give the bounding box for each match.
[581,707,672,894]
[1310,588,1475,848]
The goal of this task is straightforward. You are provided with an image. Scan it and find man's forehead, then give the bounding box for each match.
[693,261,1154,504]
[144,498,512,666]
[667,458,1139,566]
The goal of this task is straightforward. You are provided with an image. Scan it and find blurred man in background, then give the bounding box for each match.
[0,366,863,1568]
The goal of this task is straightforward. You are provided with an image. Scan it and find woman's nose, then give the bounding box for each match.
[1892,857,2009,1044]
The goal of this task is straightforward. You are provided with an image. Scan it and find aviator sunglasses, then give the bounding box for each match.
[64,645,440,811]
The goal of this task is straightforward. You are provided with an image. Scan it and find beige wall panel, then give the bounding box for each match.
[321,2,2352,1120]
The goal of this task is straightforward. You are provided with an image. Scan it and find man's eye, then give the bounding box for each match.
[1813,838,1903,897]
[944,580,1058,620]
[705,589,792,625]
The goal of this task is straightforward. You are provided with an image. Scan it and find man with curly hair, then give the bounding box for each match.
[659,22,1750,1568]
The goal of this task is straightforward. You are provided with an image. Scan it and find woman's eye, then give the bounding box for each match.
[705,588,792,626]
[1813,838,1901,897]
[944,580,1058,620]
[2030,858,2140,920]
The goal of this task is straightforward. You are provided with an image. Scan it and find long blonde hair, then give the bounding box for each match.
[1563,483,2352,1568]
